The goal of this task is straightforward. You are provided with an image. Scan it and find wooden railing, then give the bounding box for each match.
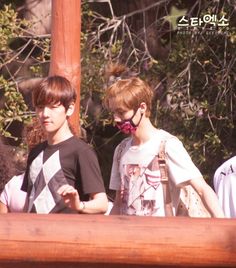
[0,214,235,267]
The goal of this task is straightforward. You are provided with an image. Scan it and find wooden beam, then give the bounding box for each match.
[49,0,81,135]
[0,214,235,267]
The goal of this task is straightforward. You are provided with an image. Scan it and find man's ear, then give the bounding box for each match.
[66,102,75,117]
[139,102,147,114]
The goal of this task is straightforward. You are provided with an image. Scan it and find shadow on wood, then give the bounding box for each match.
[0,214,235,267]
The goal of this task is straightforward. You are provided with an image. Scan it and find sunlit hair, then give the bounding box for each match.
[23,117,46,151]
[32,75,77,110]
[103,77,153,117]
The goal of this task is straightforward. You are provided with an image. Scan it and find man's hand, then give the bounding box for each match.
[57,184,81,211]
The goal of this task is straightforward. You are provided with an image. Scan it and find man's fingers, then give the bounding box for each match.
[57,185,77,196]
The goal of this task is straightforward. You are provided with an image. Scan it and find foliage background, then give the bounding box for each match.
[0,0,235,192]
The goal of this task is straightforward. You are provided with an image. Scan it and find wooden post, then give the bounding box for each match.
[49,0,81,134]
[0,214,235,268]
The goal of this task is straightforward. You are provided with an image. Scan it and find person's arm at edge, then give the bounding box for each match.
[0,185,9,213]
[0,201,8,213]
[189,176,225,218]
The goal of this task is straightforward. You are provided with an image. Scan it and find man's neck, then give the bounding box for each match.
[132,119,158,145]
[47,125,73,145]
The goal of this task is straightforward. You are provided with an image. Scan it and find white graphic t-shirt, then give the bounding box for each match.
[214,156,236,218]
[109,129,202,216]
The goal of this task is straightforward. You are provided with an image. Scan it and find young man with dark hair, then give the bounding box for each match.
[21,75,108,214]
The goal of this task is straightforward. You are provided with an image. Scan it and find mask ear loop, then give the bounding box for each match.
[130,109,143,128]
[116,107,143,129]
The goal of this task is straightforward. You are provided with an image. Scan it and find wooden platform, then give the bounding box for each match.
[0,214,235,267]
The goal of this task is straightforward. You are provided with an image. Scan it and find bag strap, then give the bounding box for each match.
[158,140,174,216]
[116,138,174,216]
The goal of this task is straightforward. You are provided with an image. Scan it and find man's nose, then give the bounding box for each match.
[41,107,50,117]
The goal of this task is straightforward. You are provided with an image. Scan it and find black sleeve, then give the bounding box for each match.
[78,145,106,195]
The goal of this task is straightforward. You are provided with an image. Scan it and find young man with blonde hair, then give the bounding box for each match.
[104,74,224,217]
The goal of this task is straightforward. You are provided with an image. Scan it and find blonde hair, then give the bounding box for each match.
[104,77,153,117]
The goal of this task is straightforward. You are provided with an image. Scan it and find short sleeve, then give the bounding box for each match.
[109,144,122,191]
[0,184,8,206]
[213,156,236,218]
[78,145,105,194]
[165,138,202,186]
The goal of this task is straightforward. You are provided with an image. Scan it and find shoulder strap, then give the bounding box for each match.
[158,140,174,216]
[158,141,168,181]
[116,137,174,216]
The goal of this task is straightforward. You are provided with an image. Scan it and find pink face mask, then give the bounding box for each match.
[116,110,143,134]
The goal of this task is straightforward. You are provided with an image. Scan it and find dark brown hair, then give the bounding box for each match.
[0,139,18,193]
[32,75,77,110]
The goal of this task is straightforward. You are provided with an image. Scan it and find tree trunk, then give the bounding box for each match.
[49,0,81,135]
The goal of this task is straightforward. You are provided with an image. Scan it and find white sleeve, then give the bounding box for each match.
[165,138,202,186]
[109,145,122,191]
[213,156,236,218]
[0,181,9,206]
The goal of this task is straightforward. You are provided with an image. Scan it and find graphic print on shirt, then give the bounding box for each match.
[28,150,68,213]
[220,164,235,178]
[120,155,164,216]
[216,163,236,190]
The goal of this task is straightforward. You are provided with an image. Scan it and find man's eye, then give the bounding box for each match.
[51,104,60,108]
[116,110,126,116]
[36,105,44,109]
